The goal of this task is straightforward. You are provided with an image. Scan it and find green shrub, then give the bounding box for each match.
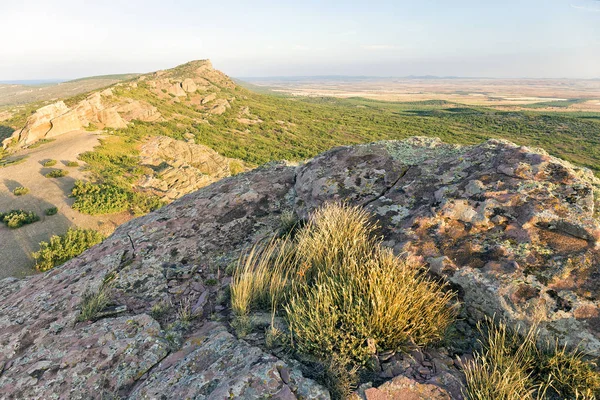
[463,317,600,400]
[0,210,40,228]
[32,227,105,271]
[66,161,79,167]
[43,159,57,167]
[12,186,29,196]
[45,169,68,178]
[71,180,163,215]
[45,206,58,216]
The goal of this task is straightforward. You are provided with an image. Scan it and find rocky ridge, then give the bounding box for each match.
[0,137,599,399]
[2,60,234,149]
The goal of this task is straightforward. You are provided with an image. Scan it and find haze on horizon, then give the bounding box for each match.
[1,0,600,81]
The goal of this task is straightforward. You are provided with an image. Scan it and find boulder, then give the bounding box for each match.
[167,83,186,97]
[138,135,248,200]
[98,107,127,129]
[201,92,217,104]
[13,101,70,145]
[181,78,197,93]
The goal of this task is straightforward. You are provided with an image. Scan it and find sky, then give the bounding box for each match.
[1,0,600,80]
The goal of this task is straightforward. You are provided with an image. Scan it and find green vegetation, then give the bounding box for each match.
[66,161,79,167]
[0,209,40,228]
[32,227,105,272]
[464,318,600,400]
[45,206,58,216]
[77,282,111,322]
[71,180,163,215]
[231,204,456,396]
[43,159,57,167]
[27,138,55,149]
[523,98,587,109]
[45,169,68,178]
[0,155,27,168]
[108,82,600,174]
[12,186,29,196]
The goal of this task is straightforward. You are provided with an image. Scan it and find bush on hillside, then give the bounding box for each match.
[0,210,40,228]
[45,169,69,178]
[71,180,164,215]
[32,227,105,272]
[66,161,79,167]
[43,159,57,167]
[45,206,58,216]
[13,186,29,196]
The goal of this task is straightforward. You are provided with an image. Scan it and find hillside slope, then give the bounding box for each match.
[1,60,600,280]
[0,138,598,399]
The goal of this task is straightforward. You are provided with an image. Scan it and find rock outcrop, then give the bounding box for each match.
[1,137,599,398]
[138,135,248,201]
[3,90,159,149]
[2,60,237,150]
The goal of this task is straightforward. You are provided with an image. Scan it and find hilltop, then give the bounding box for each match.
[0,137,599,399]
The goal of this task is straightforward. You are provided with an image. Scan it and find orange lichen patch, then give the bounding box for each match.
[537,229,589,255]
[442,220,469,242]
[420,240,441,258]
[574,305,599,320]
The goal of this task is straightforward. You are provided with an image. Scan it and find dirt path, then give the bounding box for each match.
[0,131,130,279]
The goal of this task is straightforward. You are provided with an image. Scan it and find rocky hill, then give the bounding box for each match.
[1,137,598,399]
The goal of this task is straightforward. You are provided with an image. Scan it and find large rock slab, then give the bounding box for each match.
[130,323,329,399]
[1,137,599,398]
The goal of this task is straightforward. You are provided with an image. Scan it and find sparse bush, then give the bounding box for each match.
[0,210,40,228]
[32,227,105,271]
[43,159,57,167]
[463,317,600,400]
[12,186,29,196]
[45,206,58,216]
[66,161,79,167]
[45,169,68,178]
[150,300,171,322]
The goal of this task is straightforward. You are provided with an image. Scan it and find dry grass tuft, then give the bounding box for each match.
[286,203,456,366]
[230,238,292,336]
[464,317,600,400]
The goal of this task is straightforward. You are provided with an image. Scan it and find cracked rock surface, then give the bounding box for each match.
[1,137,599,398]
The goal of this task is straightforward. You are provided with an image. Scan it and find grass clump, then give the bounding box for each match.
[45,169,68,178]
[463,317,600,400]
[77,284,111,322]
[66,161,79,167]
[45,206,58,216]
[32,227,105,271]
[42,159,57,167]
[286,203,456,366]
[230,238,292,337]
[230,203,456,397]
[0,209,40,228]
[12,186,29,196]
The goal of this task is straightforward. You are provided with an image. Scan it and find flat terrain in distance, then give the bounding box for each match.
[0,74,138,107]
[243,77,600,112]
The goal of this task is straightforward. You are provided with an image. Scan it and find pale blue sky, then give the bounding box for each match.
[1,0,599,79]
